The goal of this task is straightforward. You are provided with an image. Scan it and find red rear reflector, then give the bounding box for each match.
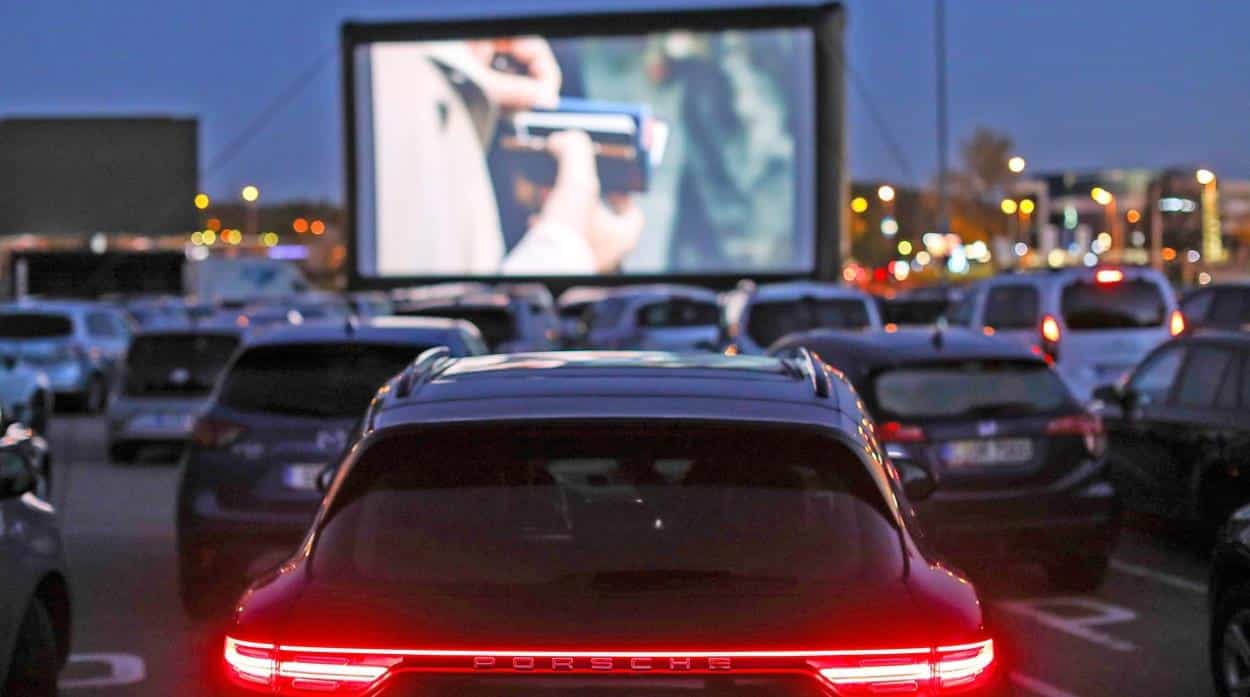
[1040,315,1061,344]
[1169,309,1186,336]
[879,421,926,444]
[1046,413,1106,457]
[1095,268,1124,284]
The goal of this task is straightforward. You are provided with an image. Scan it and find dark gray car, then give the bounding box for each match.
[0,431,71,697]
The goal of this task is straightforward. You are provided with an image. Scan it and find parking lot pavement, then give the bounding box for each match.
[47,412,1216,697]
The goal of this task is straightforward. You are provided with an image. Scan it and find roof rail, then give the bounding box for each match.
[394,346,453,398]
[790,346,831,399]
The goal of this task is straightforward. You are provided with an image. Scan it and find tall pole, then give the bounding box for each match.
[934,0,950,236]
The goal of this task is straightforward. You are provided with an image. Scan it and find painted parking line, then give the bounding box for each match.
[1110,559,1207,596]
[996,597,1137,652]
[60,653,146,689]
[1011,671,1084,697]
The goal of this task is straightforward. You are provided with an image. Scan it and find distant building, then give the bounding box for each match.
[0,116,199,238]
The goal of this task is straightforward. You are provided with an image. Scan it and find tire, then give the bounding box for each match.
[1213,584,1250,697]
[1047,553,1110,594]
[2,601,59,697]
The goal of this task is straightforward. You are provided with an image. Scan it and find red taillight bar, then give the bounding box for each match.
[1046,413,1106,458]
[878,421,926,444]
[225,637,995,695]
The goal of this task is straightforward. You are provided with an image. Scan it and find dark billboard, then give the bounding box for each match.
[0,117,198,237]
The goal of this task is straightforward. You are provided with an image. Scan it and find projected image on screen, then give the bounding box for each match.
[353,27,815,278]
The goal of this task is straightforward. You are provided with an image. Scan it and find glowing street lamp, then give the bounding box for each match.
[1196,168,1215,185]
[1090,187,1113,206]
[850,196,869,214]
[241,185,260,202]
[194,193,211,210]
[877,185,896,203]
[1007,156,1026,174]
[1000,198,1018,215]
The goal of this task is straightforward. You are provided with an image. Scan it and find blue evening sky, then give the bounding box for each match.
[2,0,1247,202]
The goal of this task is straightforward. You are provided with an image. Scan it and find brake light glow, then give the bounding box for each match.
[1047,413,1106,457]
[1169,309,1185,336]
[224,637,996,696]
[878,421,926,444]
[1094,268,1124,284]
[191,417,247,449]
[1040,315,1061,344]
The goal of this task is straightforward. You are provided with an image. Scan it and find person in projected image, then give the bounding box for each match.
[371,37,643,275]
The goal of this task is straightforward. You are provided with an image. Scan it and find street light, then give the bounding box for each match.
[1019,199,1035,215]
[877,185,896,203]
[1007,156,1026,174]
[1196,168,1216,185]
[1000,198,1018,215]
[850,196,869,214]
[1090,187,1113,206]
[241,185,260,202]
[194,193,211,210]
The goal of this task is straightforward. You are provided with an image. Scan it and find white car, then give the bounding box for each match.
[0,355,52,434]
[946,266,1183,401]
[721,280,884,354]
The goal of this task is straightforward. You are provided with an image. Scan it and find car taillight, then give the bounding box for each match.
[1040,315,1061,344]
[225,638,402,695]
[192,417,247,449]
[1046,413,1105,458]
[814,640,995,695]
[1169,309,1185,336]
[879,421,926,444]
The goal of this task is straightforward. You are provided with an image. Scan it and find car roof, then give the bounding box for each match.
[985,265,1168,287]
[243,316,472,348]
[605,284,720,303]
[371,351,850,429]
[749,281,872,302]
[0,299,111,314]
[776,327,1046,367]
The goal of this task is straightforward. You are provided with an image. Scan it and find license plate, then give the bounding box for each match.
[128,412,193,434]
[942,438,1034,468]
[282,463,325,491]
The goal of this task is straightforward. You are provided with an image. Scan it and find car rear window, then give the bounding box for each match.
[219,343,427,417]
[1061,280,1166,330]
[636,300,719,328]
[0,313,73,338]
[124,333,240,397]
[984,286,1040,329]
[398,306,516,350]
[313,422,900,588]
[881,299,948,326]
[746,299,871,348]
[873,361,1073,420]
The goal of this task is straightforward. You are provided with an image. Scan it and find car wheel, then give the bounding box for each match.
[1047,554,1110,594]
[1213,585,1250,697]
[2,601,59,697]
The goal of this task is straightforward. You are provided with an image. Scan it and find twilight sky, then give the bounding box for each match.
[2,0,1247,202]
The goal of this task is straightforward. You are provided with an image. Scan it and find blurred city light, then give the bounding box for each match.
[261,231,279,247]
[206,217,221,231]
[1083,252,1099,267]
[1186,249,1201,263]
[1013,242,1029,257]
[293,218,310,233]
[897,240,913,255]
[880,216,899,237]
[241,185,260,202]
[310,219,326,235]
[202,229,216,245]
[1196,168,1216,185]
[190,231,203,245]
[850,196,868,213]
[1047,249,1066,268]
[1019,199,1035,215]
[947,247,969,274]
[1159,197,1197,213]
[1126,209,1141,224]
[1199,272,1213,285]
[1000,198,1018,215]
[1161,246,1177,261]
[914,250,932,266]
[1007,156,1026,173]
[965,240,991,263]
[1090,187,1113,206]
[877,185,895,203]
[194,193,210,210]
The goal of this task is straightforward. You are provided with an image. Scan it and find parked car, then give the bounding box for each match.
[393,288,557,353]
[118,295,191,331]
[345,291,393,319]
[555,285,611,347]
[770,328,1120,591]
[175,316,486,618]
[946,267,1182,400]
[581,284,721,351]
[1210,502,1250,697]
[879,285,964,327]
[221,351,1003,696]
[107,327,245,463]
[0,301,133,412]
[1096,330,1250,532]
[0,353,52,434]
[0,432,71,697]
[721,280,883,354]
[1180,282,1250,331]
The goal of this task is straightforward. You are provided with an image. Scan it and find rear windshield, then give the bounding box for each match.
[747,299,871,348]
[124,333,240,397]
[219,343,427,417]
[399,306,516,349]
[1061,280,1166,330]
[873,361,1073,420]
[0,313,73,338]
[636,300,719,328]
[314,423,900,588]
[881,299,948,326]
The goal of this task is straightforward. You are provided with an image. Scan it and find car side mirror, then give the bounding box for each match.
[316,465,336,494]
[0,450,35,499]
